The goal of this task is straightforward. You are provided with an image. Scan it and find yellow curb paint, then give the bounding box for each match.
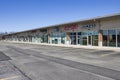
[0,76,20,80]
[101,53,119,57]
[101,54,109,57]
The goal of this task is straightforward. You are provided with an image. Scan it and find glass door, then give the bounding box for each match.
[77,32,81,45]
[70,36,76,45]
[82,36,87,45]
[81,35,92,46]
[88,35,92,45]
[69,32,77,45]
[88,31,93,46]
[77,36,81,45]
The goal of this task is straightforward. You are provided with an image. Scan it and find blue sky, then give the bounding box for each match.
[0,0,120,32]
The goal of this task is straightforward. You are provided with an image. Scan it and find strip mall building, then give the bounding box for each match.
[3,13,120,47]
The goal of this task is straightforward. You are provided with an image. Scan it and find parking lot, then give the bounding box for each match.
[0,42,120,80]
[11,42,120,61]
[0,51,31,80]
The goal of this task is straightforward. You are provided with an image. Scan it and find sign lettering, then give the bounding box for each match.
[82,24,96,29]
[64,24,78,30]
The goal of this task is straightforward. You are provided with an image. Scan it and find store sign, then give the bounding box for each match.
[64,24,78,30]
[54,27,59,32]
[82,24,96,29]
[40,29,47,32]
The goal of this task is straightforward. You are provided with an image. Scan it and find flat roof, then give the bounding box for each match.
[4,13,120,36]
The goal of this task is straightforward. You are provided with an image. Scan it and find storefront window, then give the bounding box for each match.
[69,32,76,45]
[81,32,88,35]
[61,33,65,44]
[50,33,66,44]
[82,36,87,45]
[32,36,36,42]
[103,30,108,46]
[77,32,81,45]
[92,31,98,46]
[108,30,116,47]
[40,35,44,43]
[81,32,88,45]
[29,36,32,42]
[117,30,120,47]
[44,34,48,43]
[103,30,117,47]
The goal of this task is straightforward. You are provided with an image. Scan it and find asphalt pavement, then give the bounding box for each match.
[0,42,120,80]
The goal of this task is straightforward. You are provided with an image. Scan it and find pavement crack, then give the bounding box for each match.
[4,45,120,80]
[8,61,32,80]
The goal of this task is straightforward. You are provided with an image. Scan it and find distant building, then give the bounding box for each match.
[3,13,120,47]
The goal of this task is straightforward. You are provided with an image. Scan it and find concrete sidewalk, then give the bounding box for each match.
[4,41,120,52]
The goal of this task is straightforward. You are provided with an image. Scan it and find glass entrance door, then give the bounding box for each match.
[69,32,77,45]
[79,31,98,46]
[82,35,92,46]
[70,36,76,45]
[88,35,92,45]
[82,36,87,45]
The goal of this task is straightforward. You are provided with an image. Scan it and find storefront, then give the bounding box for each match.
[49,26,66,44]
[38,29,48,43]
[103,29,120,47]
[50,32,66,44]
[28,35,32,42]
[3,13,120,48]
[68,31,98,46]
[82,31,98,46]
